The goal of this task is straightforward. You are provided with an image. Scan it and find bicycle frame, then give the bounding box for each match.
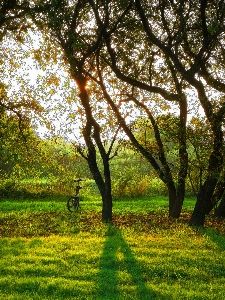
[74,179,83,197]
[67,179,84,212]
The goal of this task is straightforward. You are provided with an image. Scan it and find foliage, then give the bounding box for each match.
[112,172,167,199]
[0,109,43,177]
[186,117,214,195]
[0,132,92,198]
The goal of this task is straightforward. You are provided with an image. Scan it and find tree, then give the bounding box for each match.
[98,0,224,225]
[31,0,129,222]
[85,0,225,225]
[0,1,52,179]
[24,0,225,225]
[86,0,188,218]
[131,0,225,226]
[0,106,44,180]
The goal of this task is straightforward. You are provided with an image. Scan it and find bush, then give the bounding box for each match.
[112,172,168,199]
[0,178,56,199]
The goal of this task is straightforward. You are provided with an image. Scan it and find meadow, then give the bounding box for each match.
[0,196,225,300]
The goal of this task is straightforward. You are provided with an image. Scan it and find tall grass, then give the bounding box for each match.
[0,197,224,299]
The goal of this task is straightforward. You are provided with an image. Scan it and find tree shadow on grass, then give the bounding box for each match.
[96,226,158,300]
[203,227,225,250]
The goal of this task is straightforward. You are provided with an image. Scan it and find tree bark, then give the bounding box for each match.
[189,177,218,226]
[102,180,113,222]
[87,155,112,222]
[214,194,225,218]
[204,176,225,215]
[168,184,182,218]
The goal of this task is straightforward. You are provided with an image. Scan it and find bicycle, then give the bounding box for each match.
[67,179,84,212]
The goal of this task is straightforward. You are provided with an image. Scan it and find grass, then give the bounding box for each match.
[0,195,195,213]
[0,196,225,299]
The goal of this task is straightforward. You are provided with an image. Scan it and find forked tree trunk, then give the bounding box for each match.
[78,80,113,223]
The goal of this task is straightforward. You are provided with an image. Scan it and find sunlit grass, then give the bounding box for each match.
[0,234,103,299]
[0,197,225,299]
[1,227,225,299]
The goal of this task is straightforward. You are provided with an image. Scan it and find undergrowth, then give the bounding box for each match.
[0,208,224,237]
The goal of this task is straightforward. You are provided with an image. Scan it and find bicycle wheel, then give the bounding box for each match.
[67,196,79,212]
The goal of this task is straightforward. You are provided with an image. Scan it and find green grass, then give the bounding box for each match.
[0,195,196,214]
[0,196,225,299]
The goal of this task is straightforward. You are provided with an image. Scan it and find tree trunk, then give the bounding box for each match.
[87,154,113,223]
[175,160,187,218]
[189,118,223,226]
[214,194,225,218]
[189,197,206,226]
[204,178,225,215]
[101,162,113,223]
[176,94,188,214]
[78,80,113,223]
[102,186,113,222]
[168,184,182,218]
[189,177,217,226]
